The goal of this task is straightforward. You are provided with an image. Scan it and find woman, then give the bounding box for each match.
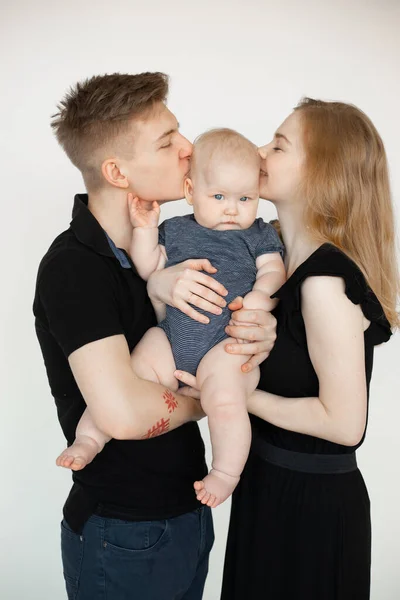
[219,98,398,599]
[175,98,398,598]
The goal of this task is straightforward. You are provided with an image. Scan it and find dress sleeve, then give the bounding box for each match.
[255,219,285,259]
[272,244,392,347]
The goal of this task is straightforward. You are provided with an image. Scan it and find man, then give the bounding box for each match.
[33,72,277,599]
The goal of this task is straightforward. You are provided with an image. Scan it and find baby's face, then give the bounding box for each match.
[187,160,260,231]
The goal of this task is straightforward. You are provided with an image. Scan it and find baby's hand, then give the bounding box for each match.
[128,193,160,228]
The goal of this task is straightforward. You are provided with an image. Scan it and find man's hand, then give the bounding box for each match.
[128,193,160,229]
[224,296,277,372]
[147,259,228,324]
[174,370,202,401]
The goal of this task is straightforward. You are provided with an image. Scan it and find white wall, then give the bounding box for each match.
[1,0,399,598]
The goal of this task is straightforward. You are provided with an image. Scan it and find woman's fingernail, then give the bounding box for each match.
[226,345,233,352]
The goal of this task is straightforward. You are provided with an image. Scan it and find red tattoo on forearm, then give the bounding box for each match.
[163,389,178,413]
[141,417,170,439]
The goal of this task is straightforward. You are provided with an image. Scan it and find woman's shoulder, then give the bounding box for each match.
[273,243,392,344]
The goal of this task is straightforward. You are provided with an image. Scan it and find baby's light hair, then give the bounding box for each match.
[190,128,260,178]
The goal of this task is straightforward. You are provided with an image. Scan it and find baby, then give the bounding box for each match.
[57,128,286,508]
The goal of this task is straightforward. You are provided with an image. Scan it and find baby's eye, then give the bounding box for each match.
[240,196,249,202]
[214,194,224,200]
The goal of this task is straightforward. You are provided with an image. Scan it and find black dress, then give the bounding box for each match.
[221,244,392,600]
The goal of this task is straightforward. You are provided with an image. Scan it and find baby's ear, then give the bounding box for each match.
[184,178,194,206]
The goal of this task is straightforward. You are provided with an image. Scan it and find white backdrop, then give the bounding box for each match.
[1,1,399,598]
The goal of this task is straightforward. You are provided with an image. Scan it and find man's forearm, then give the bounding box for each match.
[69,336,203,442]
[101,376,204,440]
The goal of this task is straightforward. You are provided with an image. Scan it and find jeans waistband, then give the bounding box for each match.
[251,436,357,474]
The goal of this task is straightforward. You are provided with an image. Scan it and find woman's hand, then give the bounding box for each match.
[147,259,228,324]
[224,296,277,372]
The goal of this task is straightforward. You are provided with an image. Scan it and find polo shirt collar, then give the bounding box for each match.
[70,194,134,271]
[71,194,115,259]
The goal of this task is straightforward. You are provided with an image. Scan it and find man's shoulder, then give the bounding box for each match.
[36,227,110,288]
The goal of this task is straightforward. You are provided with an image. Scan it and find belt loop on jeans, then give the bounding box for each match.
[251,436,357,474]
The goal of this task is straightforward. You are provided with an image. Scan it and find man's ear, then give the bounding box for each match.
[101,159,129,189]
[184,178,194,206]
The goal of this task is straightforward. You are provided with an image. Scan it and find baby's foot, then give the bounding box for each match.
[194,469,240,508]
[56,436,99,471]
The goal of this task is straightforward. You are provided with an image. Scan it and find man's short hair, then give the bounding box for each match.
[51,72,169,191]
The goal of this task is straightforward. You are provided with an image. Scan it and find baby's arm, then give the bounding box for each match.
[243,253,286,312]
[128,194,167,281]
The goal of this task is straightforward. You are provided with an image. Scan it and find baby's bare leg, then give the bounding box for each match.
[57,328,177,471]
[130,327,178,392]
[56,409,110,471]
[195,338,260,507]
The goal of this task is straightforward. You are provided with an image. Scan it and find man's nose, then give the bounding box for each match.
[178,134,193,159]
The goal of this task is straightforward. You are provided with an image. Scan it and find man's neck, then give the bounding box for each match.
[88,188,133,253]
[276,203,320,277]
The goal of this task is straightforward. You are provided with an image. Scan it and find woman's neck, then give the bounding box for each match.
[88,188,133,252]
[276,204,320,277]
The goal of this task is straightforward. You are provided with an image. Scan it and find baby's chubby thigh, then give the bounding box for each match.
[196,338,260,414]
[130,327,178,392]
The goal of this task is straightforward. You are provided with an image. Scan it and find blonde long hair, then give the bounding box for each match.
[295,98,399,328]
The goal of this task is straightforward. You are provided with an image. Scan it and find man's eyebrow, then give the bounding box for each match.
[275,132,291,144]
[156,122,180,142]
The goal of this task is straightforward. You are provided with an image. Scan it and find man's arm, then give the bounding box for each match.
[69,334,204,440]
[38,249,203,442]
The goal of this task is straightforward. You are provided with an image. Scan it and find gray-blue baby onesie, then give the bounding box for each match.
[158,214,284,376]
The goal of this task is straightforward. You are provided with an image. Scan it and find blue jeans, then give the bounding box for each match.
[61,506,214,599]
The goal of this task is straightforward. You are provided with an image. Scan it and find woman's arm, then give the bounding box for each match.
[247,276,368,446]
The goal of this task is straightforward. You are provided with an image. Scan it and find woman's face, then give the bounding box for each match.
[258,111,305,204]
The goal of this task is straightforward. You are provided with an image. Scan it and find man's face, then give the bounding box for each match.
[120,103,192,202]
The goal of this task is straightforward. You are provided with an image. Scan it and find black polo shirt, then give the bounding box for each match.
[33,194,207,533]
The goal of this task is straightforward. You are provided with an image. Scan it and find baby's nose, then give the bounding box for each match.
[225,204,238,215]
